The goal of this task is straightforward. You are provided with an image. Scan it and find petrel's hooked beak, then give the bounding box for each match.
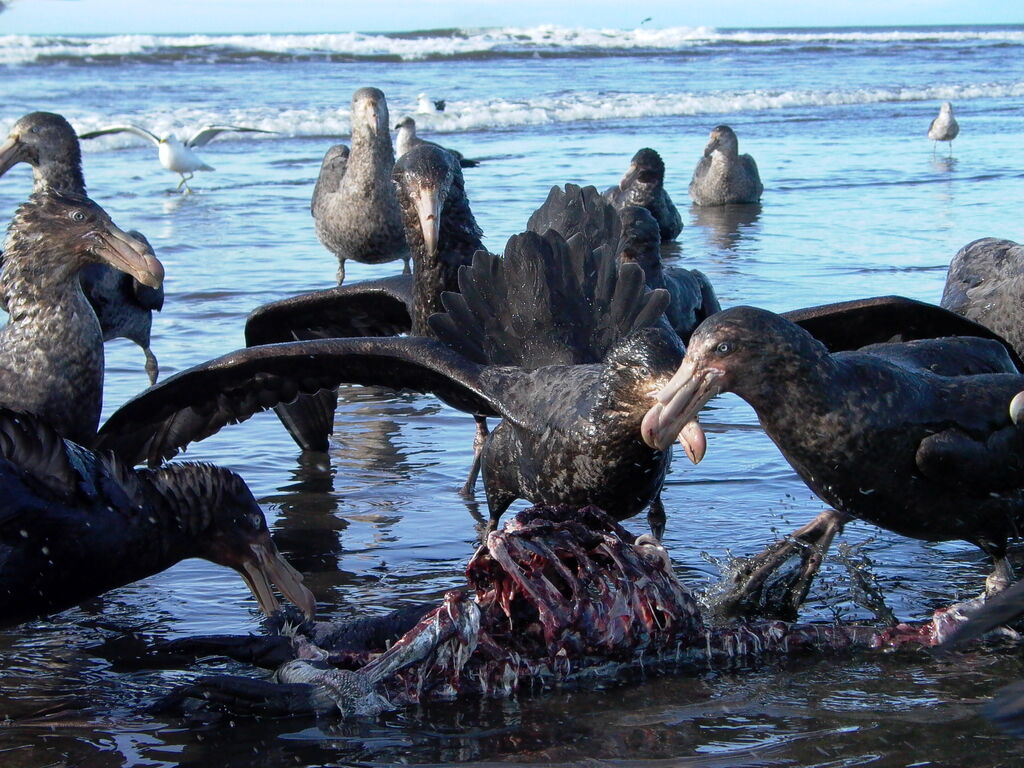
[412,183,443,258]
[1011,391,1024,426]
[703,133,721,158]
[237,536,316,620]
[641,356,720,462]
[96,223,165,290]
[0,134,29,176]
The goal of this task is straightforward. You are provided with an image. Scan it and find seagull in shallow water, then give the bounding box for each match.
[928,102,960,155]
[79,124,274,192]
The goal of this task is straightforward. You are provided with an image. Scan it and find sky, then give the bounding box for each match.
[0,0,1020,34]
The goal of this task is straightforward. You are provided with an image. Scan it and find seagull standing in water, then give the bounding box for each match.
[79,124,274,192]
[928,102,960,155]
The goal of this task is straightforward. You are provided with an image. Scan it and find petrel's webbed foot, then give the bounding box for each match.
[149,675,320,718]
[716,509,848,621]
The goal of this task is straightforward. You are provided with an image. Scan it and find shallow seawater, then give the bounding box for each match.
[2,24,1024,766]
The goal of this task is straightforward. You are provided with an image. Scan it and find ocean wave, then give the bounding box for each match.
[1,25,1023,66]
[48,81,1024,147]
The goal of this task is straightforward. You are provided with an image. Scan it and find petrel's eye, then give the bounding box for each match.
[71,210,86,222]
[716,342,732,355]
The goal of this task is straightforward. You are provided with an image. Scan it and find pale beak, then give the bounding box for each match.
[0,135,27,176]
[641,356,720,461]
[238,539,316,619]
[1010,391,1024,425]
[96,224,165,289]
[412,184,443,258]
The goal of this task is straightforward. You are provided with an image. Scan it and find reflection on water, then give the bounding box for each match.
[690,203,763,250]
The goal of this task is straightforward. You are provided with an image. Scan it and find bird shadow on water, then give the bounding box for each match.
[261,452,347,578]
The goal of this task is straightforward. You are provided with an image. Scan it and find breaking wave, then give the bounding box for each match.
[2,25,1023,66]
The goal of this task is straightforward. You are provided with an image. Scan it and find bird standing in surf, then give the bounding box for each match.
[312,87,410,283]
[79,123,274,192]
[928,101,960,154]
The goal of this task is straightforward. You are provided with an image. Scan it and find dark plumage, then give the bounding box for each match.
[941,237,1024,361]
[313,88,409,283]
[96,227,681,532]
[394,116,479,168]
[616,205,719,341]
[642,306,1024,608]
[310,144,349,217]
[248,144,483,452]
[602,148,682,241]
[0,408,314,627]
[0,111,165,383]
[0,191,164,445]
[529,185,718,341]
[688,125,763,206]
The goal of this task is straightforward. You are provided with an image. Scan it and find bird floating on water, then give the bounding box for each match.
[79,124,274,192]
[688,125,763,206]
[928,101,960,155]
[603,148,683,241]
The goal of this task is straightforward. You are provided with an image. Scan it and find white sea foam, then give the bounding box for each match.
[42,80,1024,149]
[1,26,1023,65]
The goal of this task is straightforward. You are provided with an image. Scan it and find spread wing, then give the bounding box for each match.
[79,125,160,145]
[245,275,414,345]
[431,233,668,369]
[526,183,621,249]
[186,126,274,148]
[95,337,508,467]
[784,295,1024,370]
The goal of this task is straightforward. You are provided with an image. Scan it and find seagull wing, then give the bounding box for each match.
[186,125,275,148]
[95,336,507,467]
[78,124,161,145]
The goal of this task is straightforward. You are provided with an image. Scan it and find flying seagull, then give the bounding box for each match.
[79,124,274,192]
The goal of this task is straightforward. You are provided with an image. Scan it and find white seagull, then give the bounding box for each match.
[927,102,960,155]
[79,124,274,192]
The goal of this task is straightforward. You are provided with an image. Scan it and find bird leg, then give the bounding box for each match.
[176,172,194,193]
[336,258,346,285]
[647,491,666,541]
[459,416,489,497]
[143,346,159,386]
[716,508,849,621]
[986,555,1015,598]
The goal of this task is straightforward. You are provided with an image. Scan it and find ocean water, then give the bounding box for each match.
[1,24,1023,766]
